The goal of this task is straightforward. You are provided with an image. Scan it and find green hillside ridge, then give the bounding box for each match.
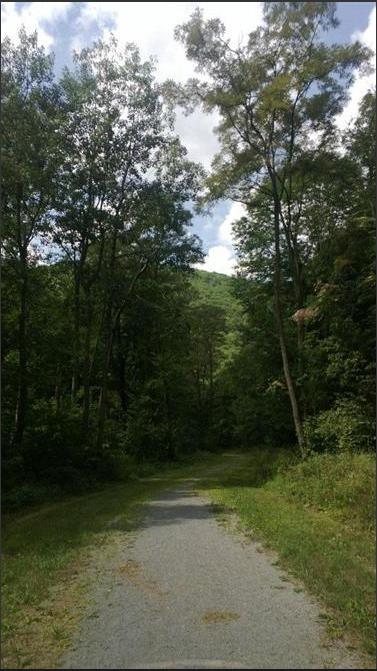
[190,270,241,321]
[190,269,245,363]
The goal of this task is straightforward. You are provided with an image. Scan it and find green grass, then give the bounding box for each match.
[1,451,229,669]
[199,449,376,657]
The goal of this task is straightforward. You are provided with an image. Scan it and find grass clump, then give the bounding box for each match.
[200,449,376,656]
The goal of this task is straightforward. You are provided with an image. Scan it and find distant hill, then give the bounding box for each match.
[190,269,245,362]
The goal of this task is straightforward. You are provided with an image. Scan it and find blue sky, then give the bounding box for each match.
[2,2,376,273]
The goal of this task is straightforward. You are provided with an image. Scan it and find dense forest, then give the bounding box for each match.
[2,2,375,510]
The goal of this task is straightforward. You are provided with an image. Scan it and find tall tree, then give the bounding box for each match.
[172,1,371,455]
[1,29,61,449]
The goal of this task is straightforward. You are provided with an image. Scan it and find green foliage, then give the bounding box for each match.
[1,12,375,507]
[304,399,376,454]
[174,1,374,456]
[99,449,136,482]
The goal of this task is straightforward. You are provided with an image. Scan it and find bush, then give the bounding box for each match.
[100,449,136,481]
[22,400,89,479]
[2,482,63,512]
[1,454,25,491]
[304,398,375,453]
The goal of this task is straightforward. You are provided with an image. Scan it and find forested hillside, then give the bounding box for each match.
[190,269,244,364]
[191,270,241,327]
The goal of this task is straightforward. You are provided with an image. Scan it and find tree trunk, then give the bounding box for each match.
[115,318,127,413]
[96,230,118,453]
[82,290,92,431]
[54,364,62,412]
[208,340,214,445]
[96,318,115,453]
[272,197,306,458]
[96,237,151,453]
[164,380,175,461]
[12,249,28,449]
[11,182,28,450]
[71,271,81,402]
[281,211,307,419]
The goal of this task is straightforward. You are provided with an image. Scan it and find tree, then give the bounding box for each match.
[172,1,371,456]
[1,29,61,449]
[188,303,226,448]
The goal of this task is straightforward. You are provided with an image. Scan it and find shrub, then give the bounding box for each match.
[100,449,136,481]
[22,400,89,480]
[304,398,375,453]
[2,482,62,512]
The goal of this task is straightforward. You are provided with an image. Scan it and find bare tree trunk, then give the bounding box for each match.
[280,204,307,418]
[272,197,306,457]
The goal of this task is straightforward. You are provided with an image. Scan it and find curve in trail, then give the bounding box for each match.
[61,476,363,670]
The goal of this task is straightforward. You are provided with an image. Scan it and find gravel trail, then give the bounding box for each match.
[61,470,365,669]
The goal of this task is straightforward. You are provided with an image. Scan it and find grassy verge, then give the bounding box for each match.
[1,451,230,669]
[199,449,376,657]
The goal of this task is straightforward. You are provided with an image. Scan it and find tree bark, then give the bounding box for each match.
[11,182,28,450]
[12,249,28,449]
[114,317,127,413]
[82,290,92,431]
[71,270,81,402]
[96,229,118,453]
[96,316,115,453]
[54,364,62,412]
[272,195,306,458]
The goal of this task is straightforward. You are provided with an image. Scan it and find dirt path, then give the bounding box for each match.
[61,473,365,669]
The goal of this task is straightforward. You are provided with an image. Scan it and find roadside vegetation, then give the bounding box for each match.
[201,449,376,656]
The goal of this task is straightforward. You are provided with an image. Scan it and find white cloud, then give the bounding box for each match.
[219,201,246,245]
[197,201,246,275]
[74,2,263,82]
[1,2,72,49]
[336,6,376,131]
[195,244,237,275]
[353,5,376,52]
[175,109,220,171]
[73,2,263,168]
[1,2,263,168]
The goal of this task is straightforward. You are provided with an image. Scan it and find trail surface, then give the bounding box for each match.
[62,464,365,669]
